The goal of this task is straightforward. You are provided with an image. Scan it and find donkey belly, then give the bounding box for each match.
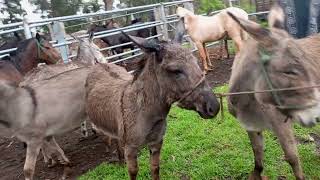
[29,68,90,136]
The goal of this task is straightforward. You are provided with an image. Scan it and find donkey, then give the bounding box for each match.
[227,5,320,180]
[176,6,248,72]
[0,65,91,180]
[85,33,220,180]
[21,33,104,139]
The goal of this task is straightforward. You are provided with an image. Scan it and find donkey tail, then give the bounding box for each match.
[0,119,10,128]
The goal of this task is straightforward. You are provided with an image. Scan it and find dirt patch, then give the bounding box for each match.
[0,46,233,180]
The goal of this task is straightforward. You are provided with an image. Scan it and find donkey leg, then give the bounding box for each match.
[50,137,70,165]
[203,43,212,67]
[116,139,125,163]
[195,43,210,72]
[125,146,139,180]
[24,141,41,180]
[41,140,57,168]
[80,121,88,138]
[272,122,305,180]
[49,137,72,180]
[247,131,266,180]
[148,140,163,180]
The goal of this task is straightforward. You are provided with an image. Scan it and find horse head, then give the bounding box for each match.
[35,33,61,64]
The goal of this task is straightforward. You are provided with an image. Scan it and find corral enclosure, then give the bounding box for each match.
[1,0,320,179]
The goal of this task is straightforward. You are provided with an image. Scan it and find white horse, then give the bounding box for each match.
[176,6,248,72]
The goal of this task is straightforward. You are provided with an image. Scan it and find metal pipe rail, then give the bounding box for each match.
[65,9,154,29]
[111,52,144,64]
[92,21,159,36]
[0,47,18,54]
[100,34,162,51]
[22,0,192,24]
[93,21,163,39]
[0,22,23,29]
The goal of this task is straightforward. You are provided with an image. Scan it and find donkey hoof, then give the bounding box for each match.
[249,173,268,180]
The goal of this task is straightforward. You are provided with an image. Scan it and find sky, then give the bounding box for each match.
[0,0,120,23]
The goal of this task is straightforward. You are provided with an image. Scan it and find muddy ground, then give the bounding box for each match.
[0,47,259,180]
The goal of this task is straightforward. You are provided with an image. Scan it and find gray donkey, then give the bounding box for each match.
[85,34,220,180]
[228,5,320,180]
[0,35,104,180]
[0,67,90,180]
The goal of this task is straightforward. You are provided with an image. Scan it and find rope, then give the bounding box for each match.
[215,84,320,121]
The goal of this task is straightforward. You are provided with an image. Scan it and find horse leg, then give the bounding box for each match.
[125,146,139,180]
[232,36,243,55]
[24,141,41,180]
[203,43,212,67]
[225,38,230,59]
[148,140,163,180]
[247,131,267,180]
[272,122,305,180]
[195,42,210,73]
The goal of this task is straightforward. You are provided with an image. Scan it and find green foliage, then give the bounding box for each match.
[0,0,25,24]
[80,85,320,179]
[120,0,170,7]
[197,0,225,14]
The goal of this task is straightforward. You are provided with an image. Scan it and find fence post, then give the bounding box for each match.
[23,16,32,39]
[154,4,169,41]
[51,21,69,63]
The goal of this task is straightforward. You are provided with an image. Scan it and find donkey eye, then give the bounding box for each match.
[167,69,184,78]
[283,70,299,76]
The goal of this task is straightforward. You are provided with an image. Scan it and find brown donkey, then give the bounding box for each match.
[228,5,320,180]
[86,34,220,180]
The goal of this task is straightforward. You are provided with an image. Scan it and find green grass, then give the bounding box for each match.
[80,85,320,180]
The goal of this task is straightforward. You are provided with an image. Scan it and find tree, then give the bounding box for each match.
[103,0,114,10]
[0,0,25,24]
[31,0,83,17]
[197,0,225,14]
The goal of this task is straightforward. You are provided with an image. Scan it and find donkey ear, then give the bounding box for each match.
[268,4,285,29]
[121,31,161,52]
[227,12,275,47]
[88,32,94,42]
[173,17,185,44]
[36,33,42,41]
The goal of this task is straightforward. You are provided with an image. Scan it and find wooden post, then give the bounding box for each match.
[51,21,69,63]
[154,4,169,41]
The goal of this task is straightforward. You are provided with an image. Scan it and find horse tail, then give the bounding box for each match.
[240,29,248,41]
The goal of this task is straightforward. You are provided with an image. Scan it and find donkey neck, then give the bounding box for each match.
[129,57,171,117]
[15,40,39,75]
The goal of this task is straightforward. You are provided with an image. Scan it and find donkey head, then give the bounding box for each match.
[124,33,220,119]
[228,5,320,127]
[75,32,106,64]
